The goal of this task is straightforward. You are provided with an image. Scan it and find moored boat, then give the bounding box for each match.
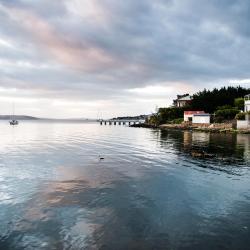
[9,120,19,125]
[9,103,19,126]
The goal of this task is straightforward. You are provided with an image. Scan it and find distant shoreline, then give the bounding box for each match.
[0,115,98,122]
[0,115,39,120]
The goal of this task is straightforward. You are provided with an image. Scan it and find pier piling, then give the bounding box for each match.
[99,119,144,126]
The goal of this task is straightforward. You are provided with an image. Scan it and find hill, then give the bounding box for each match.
[0,115,40,120]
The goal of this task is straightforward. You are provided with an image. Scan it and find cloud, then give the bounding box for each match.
[229,79,250,85]
[127,82,193,97]
[0,0,249,117]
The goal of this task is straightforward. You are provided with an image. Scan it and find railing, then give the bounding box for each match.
[99,119,145,126]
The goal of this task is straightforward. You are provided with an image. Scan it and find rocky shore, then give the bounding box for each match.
[129,123,158,129]
[130,122,250,134]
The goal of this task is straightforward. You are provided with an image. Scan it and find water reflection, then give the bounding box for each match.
[0,122,249,249]
[237,134,250,162]
[159,130,249,165]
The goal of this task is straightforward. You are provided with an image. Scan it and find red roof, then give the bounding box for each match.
[184,111,205,115]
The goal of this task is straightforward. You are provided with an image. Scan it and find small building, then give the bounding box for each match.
[173,94,192,107]
[184,111,205,122]
[192,114,211,124]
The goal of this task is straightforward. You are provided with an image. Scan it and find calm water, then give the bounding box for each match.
[0,121,250,250]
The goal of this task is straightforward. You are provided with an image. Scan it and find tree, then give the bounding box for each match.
[234,98,244,111]
[190,86,250,113]
[148,114,160,125]
[157,107,184,124]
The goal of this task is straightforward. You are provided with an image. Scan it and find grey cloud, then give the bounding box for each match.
[0,0,67,18]
[0,0,250,103]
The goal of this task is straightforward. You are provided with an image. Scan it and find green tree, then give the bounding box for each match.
[148,114,160,125]
[190,86,250,113]
[157,107,184,124]
[215,107,240,122]
[234,98,244,111]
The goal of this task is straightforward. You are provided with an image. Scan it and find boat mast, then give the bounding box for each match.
[12,102,15,120]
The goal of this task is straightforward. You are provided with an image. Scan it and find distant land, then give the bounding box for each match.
[0,114,149,121]
[111,115,149,120]
[0,115,97,122]
[0,115,39,120]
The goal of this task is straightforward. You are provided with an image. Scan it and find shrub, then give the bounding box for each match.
[234,98,245,111]
[236,111,250,120]
[148,114,160,125]
[216,105,232,110]
[171,118,184,124]
[215,107,240,121]
[235,112,246,120]
[157,107,184,124]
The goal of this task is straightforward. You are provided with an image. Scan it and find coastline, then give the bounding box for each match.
[130,123,250,134]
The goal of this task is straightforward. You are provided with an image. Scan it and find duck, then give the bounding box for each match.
[191,151,216,158]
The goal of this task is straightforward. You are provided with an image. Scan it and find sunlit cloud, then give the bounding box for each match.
[65,0,109,23]
[1,4,119,72]
[0,38,15,48]
[127,83,193,97]
[127,85,175,96]
[229,79,250,85]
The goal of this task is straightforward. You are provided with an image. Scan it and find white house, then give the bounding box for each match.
[184,111,205,122]
[173,94,192,107]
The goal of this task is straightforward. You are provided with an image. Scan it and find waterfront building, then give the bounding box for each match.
[184,111,210,124]
[184,111,205,122]
[173,94,192,107]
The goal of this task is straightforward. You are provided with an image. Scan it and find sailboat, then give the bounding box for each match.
[9,103,19,125]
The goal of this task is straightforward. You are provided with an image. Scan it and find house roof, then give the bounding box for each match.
[177,95,192,101]
[184,111,205,115]
[193,113,210,116]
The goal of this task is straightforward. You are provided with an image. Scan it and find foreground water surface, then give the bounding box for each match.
[0,121,250,250]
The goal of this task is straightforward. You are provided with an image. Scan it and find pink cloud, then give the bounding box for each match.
[2,5,120,72]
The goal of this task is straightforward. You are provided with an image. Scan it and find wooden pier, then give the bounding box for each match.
[99,119,145,126]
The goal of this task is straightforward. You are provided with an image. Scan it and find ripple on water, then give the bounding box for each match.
[0,122,250,249]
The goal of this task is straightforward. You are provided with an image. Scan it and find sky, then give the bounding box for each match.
[0,0,250,118]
